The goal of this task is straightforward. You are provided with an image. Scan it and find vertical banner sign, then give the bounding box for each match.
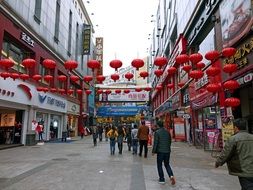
[83,25,91,55]
[222,121,234,145]
[96,37,103,75]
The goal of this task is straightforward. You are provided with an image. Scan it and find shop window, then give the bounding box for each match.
[34,0,42,24]
[1,39,29,74]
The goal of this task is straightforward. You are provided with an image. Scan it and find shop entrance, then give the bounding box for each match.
[0,108,24,145]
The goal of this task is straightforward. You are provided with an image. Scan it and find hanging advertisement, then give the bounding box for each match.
[222,121,234,144]
[83,25,91,55]
[219,0,253,48]
[174,117,185,141]
[99,91,149,102]
[96,37,103,75]
[97,106,147,116]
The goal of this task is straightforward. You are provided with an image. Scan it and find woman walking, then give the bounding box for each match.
[107,126,118,155]
[117,125,126,154]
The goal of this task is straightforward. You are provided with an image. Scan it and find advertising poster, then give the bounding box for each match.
[222,121,234,144]
[219,0,253,47]
[174,117,185,141]
[0,113,15,127]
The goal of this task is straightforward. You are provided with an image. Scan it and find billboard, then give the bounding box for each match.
[219,0,253,47]
[97,106,147,116]
[83,25,91,55]
[99,91,149,102]
[96,37,103,75]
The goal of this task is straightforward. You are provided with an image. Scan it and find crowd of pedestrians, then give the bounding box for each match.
[79,117,253,189]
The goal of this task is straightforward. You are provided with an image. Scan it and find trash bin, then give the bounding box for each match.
[26,133,36,146]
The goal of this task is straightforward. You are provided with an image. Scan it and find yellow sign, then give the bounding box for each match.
[222,121,234,144]
[96,115,141,124]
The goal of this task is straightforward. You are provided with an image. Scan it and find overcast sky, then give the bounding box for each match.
[84,0,158,76]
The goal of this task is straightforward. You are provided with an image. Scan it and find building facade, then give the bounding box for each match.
[0,0,96,145]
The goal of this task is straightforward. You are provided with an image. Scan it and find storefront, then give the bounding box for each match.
[67,101,80,137]
[34,91,67,141]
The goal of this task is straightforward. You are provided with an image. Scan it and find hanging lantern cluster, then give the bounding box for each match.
[154,69,163,78]
[140,71,148,79]
[111,73,119,82]
[125,72,134,81]
[88,60,100,71]
[131,59,144,70]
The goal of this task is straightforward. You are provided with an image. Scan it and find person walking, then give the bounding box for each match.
[125,125,132,151]
[98,125,103,142]
[152,120,175,185]
[131,124,138,155]
[107,126,118,155]
[92,126,98,146]
[105,125,110,141]
[137,120,149,158]
[117,125,126,154]
[36,122,44,142]
[215,118,253,190]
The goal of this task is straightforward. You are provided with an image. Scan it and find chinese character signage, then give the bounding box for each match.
[96,37,103,75]
[83,26,91,55]
[99,91,149,102]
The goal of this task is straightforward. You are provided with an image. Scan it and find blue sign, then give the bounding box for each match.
[97,106,147,116]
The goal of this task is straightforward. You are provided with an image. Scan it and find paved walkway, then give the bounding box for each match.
[0,136,240,190]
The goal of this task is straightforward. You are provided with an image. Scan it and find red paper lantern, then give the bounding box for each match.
[167,67,177,75]
[0,59,14,70]
[124,89,130,94]
[178,82,185,88]
[50,88,57,93]
[154,57,168,69]
[44,75,53,82]
[115,89,121,94]
[167,83,174,89]
[131,59,144,70]
[223,80,239,92]
[83,75,93,83]
[156,85,163,91]
[196,62,205,70]
[10,73,20,81]
[97,89,103,94]
[96,75,105,83]
[58,75,67,82]
[88,60,100,71]
[42,59,56,69]
[105,89,111,94]
[182,65,192,73]
[70,75,79,82]
[42,87,48,93]
[206,66,221,77]
[205,50,220,61]
[22,58,36,69]
[76,89,83,95]
[67,89,74,95]
[19,74,29,81]
[222,47,236,57]
[140,71,149,79]
[125,72,134,81]
[154,69,163,78]
[32,74,42,82]
[64,60,78,71]
[111,73,119,82]
[176,54,189,64]
[189,70,204,81]
[37,87,44,92]
[135,88,142,92]
[0,72,10,80]
[110,59,122,71]
[223,64,237,76]
[206,83,221,93]
[224,97,240,107]
[58,89,66,94]
[189,53,203,64]
[144,87,152,91]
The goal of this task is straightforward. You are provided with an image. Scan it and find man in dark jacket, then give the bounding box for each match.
[215,118,253,190]
[152,120,175,185]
